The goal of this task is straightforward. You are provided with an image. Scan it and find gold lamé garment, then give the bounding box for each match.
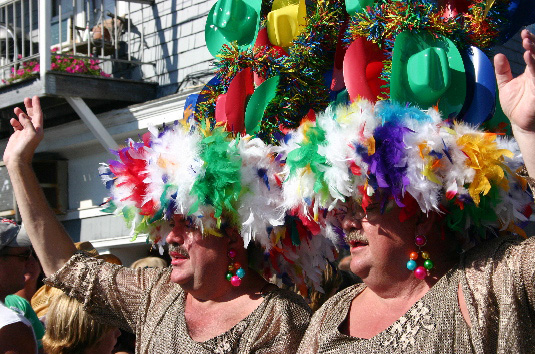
[298,235,535,353]
[44,254,312,354]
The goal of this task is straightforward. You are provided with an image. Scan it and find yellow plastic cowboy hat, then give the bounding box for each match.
[266,0,307,48]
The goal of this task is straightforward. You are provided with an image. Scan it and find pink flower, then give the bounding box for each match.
[65,67,73,73]
[17,54,22,59]
[33,64,40,72]
[51,63,58,70]
[17,69,24,75]
[51,47,58,52]
[55,55,61,60]
[100,72,111,77]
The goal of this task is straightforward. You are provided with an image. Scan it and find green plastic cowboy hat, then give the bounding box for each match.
[245,75,280,134]
[205,0,263,57]
[345,0,376,15]
[390,31,466,117]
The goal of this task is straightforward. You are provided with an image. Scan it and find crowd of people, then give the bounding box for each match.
[1,0,535,352]
[1,231,169,354]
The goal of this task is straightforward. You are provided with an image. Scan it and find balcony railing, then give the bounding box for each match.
[0,0,150,85]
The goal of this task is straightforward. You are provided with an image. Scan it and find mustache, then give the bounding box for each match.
[344,230,369,245]
[168,245,189,258]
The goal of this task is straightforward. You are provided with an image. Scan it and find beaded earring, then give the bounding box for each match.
[406,235,434,280]
[225,248,245,286]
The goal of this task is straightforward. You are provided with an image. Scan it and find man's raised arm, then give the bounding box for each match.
[495,29,535,177]
[3,96,76,276]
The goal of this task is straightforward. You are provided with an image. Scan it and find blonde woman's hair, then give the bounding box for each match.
[42,293,114,354]
[130,256,167,269]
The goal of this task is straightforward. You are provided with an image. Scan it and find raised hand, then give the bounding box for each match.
[3,95,77,275]
[495,29,535,134]
[3,96,44,166]
[494,29,535,177]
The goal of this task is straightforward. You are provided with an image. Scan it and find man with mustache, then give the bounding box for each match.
[297,29,535,353]
[2,96,311,353]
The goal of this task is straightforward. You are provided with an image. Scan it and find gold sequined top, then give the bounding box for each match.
[298,235,535,353]
[45,254,312,354]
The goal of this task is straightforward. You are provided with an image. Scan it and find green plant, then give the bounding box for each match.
[2,50,110,85]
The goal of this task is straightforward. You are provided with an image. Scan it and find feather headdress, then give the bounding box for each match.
[100,0,534,290]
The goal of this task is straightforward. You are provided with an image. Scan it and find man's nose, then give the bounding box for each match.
[341,212,364,232]
[165,227,184,244]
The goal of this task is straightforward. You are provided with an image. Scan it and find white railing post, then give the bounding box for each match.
[39,0,51,81]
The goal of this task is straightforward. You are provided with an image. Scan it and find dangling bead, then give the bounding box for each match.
[424,259,434,270]
[408,235,434,280]
[230,275,242,287]
[414,266,427,280]
[415,235,427,247]
[236,267,246,279]
[226,248,244,286]
[407,259,417,271]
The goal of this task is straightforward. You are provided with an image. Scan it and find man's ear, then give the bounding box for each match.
[225,226,244,249]
[416,211,438,236]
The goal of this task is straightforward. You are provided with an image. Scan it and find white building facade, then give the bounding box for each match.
[0,0,532,265]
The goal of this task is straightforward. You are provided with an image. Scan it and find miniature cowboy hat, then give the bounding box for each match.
[205,0,263,57]
[457,46,496,125]
[215,68,255,133]
[254,28,287,85]
[266,0,307,48]
[189,75,222,117]
[343,36,388,103]
[345,0,376,15]
[245,75,280,134]
[390,31,466,117]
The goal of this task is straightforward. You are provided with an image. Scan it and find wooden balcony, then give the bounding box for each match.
[0,71,157,139]
[0,0,157,140]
